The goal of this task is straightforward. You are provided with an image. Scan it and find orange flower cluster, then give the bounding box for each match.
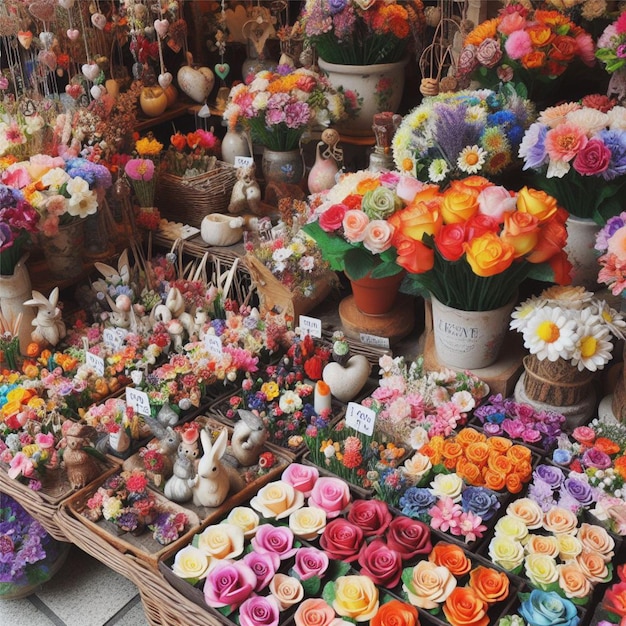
[422,427,533,493]
[364,3,410,39]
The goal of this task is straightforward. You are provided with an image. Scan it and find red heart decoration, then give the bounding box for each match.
[65,84,83,100]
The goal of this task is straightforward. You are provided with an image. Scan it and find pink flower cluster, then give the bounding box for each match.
[429,496,488,544]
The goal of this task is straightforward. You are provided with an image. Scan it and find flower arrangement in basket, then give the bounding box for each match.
[391,89,536,186]
[163,129,221,178]
[518,96,626,224]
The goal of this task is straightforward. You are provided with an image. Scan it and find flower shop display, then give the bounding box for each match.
[593,562,626,625]
[456,4,596,102]
[597,13,626,103]
[392,89,536,186]
[596,210,626,297]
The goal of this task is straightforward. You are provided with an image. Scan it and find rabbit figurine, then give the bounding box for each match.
[231,409,268,467]
[23,287,66,347]
[164,451,196,502]
[192,428,244,508]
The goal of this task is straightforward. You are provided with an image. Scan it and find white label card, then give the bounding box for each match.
[234,156,254,168]
[126,387,151,416]
[299,316,322,339]
[103,328,123,350]
[204,334,224,356]
[360,333,390,349]
[345,402,376,436]
[86,352,105,377]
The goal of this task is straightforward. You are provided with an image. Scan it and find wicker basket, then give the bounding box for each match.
[156,162,237,228]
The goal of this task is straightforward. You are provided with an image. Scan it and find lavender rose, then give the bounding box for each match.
[563,477,597,507]
[582,447,612,470]
[461,486,501,521]
[533,464,564,489]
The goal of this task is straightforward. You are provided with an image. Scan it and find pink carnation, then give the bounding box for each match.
[498,12,527,36]
[576,33,596,66]
[504,29,533,60]
[545,123,588,162]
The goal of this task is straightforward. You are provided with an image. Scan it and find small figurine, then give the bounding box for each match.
[62,423,101,490]
[23,287,67,347]
[231,409,268,466]
[164,451,196,502]
[308,128,343,194]
[227,164,262,215]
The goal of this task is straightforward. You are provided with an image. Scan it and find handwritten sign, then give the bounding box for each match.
[86,352,105,377]
[204,334,224,356]
[299,316,322,339]
[234,156,254,168]
[126,387,151,417]
[345,402,376,436]
[360,333,390,349]
[102,328,123,350]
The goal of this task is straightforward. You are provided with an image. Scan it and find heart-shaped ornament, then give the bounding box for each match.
[144,26,155,38]
[154,19,169,38]
[177,65,214,103]
[66,28,79,41]
[81,63,100,81]
[215,63,230,80]
[90,84,103,99]
[225,5,248,44]
[58,0,75,8]
[158,72,172,89]
[39,30,54,48]
[243,20,273,56]
[17,31,33,49]
[65,83,83,99]
[38,49,57,71]
[91,13,106,30]
[322,355,371,402]
[29,1,56,23]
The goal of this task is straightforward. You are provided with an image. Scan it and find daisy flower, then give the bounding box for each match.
[522,306,577,362]
[428,159,449,183]
[509,295,546,332]
[456,145,486,174]
[571,322,613,372]
[595,300,626,339]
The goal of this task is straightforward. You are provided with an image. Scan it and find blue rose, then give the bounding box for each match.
[399,487,436,518]
[519,590,579,626]
[461,486,500,521]
[552,449,572,466]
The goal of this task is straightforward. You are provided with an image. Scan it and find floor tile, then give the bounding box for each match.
[0,596,56,626]
[35,546,139,626]
[107,596,149,626]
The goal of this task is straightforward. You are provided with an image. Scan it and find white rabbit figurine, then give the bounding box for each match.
[231,409,268,467]
[23,287,66,347]
[192,428,244,508]
[164,451,196,503]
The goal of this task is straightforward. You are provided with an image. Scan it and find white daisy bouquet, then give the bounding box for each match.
[510,285,626,372]
[392,89,535,187]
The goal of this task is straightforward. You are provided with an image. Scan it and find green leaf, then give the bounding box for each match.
[217,604,235,617]
[401,566,414,590]
[322,581,336,606]
[344,247,376,279]
[83,446,107,462]
[301,575,322,596]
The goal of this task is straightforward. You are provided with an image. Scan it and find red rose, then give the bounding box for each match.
[358,540,403,588]
[573,139,612,176]
[319,203,348,232]
[347,499,392,537]
[386,516,431,561]
[435,223,466,261]
[343,194,363,210]
[465,214,499,240]
[304,355,324,381]
[319,518,364,562]
[393,234,435,274]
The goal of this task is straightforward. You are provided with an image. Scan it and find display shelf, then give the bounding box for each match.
[136,100,199,132]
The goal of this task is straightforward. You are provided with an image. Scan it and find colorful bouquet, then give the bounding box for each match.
[456,4,596,100]
[163,129,221,178]
[0,184,39,275]
[596,210,626,295]
[391,177,571,311]
[0,97,50,161]
[392,89,536,186]
[519,96,626,223]
[596,12,626,74]
[299,0,424,65]
[223,67,345,152]
[598,562,626,624]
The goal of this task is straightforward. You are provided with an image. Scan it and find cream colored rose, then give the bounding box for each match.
[576,548,610,583]
[227,507,260,538]
[557,562,592,600]
[543,507,578,534]
[250,480,305,520]
[488,536,525,571]
[289,506,327,540]
[429,473,464,502]
[524,534,560,558]
[556,533,583,561]
[577,522,615,562]
[494,515,529,542]
[171,546,211,581]
[402,453,432,483]
[269,573,305,610]
[196,523,245,560]
[524,553,559,588]
[506,498,544,529]
[333,575,379,622]
[403,560,457,609]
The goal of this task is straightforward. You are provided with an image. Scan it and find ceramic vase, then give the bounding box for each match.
[564,215,600,290]
[0,255,36,353]
[261,148,305,186]
[348,272,405,316]
[41,220,85,280]
[221,125,251,165]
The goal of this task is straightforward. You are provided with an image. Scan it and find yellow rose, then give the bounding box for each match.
[429,473,464,502]
[516,186,558,222]
[440,189,479,224]
[557,562,592,600]
[524,534,560,558]
[196,523,245,560]
[333,575,379,622]
[524,553,558,588]
[488,536,525,571]
[226,507,260,538]
[171,545,211,581]
[494,515,529,542]
[269,573,304,610]
[250,480,305,520]
[556,533,583,561]
[464,232,515,277]
[403,560,457,609]
[506,498,543,529]
[543,507,578,535]
[401,453,432,483]
[577,523,615,562]
[289,506,327,540]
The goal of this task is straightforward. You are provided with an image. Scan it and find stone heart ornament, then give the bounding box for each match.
[323,355,371,403]
[81,63,100,82]
[38,49,57,71]
[158,72,172,89]
[17,31,33,49]
[66,28,79,41]
[154,19,169,39]
[91,13,106,30]
[177,64,214,103]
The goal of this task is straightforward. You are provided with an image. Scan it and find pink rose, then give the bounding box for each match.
[476,38,503,68]
[386,516,432,560]
[458,45,478,76]
[294,598,336,626]
[203,560,256,609]
[293,547,329,581]
[35,432,55,449]
[342,209,370,243]
[572,426,596,445]
[497,12,527,36]
[281,463,319,497]
[357,539,403,588]
[396,176,426,204]
[251,524,297,560]
[521,429,542,444]
[363,220,394,254]
[319,203,348,232]
[319,518,364,562]
[309,477,351,518]
[477,186,517,223]
[497,65,514,82]
[243,550,281,591]
[573,139,611,176]
[346,499,392,537]
[238,595,280,626]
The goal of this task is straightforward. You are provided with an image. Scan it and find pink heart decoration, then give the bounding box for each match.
[17,31,33,50]
[91,13,106,30]
[154,19,169,39]
[38,49,57,71]
[158,72,172,89]
[29,1,56,23]
[65,83,82,99]
[66,28,79,41]
[81,63,100,82]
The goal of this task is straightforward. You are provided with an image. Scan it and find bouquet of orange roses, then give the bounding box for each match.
[391,176,572,311]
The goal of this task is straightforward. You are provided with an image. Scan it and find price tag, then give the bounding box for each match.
[180,224,200,240]
[360,333,390,349]
[126,387,151,417]
[86,352,105,377]
[299,316,322,339]
[234,156,254,168]
[204,334,224,356]
[102,328,123,350]
[345,402,376,436]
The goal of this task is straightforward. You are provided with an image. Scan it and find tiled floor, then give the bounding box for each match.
[0,546,150,626]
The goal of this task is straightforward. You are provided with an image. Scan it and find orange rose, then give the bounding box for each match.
[506,445,532,465]
[577,523,615,562]
[526,217,568,263]
[389,199,442,242]
[527,24,555,47]
[25,342,40,358]
[429,543,472,577]
[465,442,491,468]
[516,187,558,222]
[370,599,419,626]
[544,507,578,535]
[594,437,620,456]
[505,473,523,494]
[501,211,540,257]
[615,456,626,479]
[513,461,532,482]
[521,50,547,69]
[356,178,381,194]
[455,428,486,447]
[468,565,510,604]
[548,251,574,286]
[456,459,483,486]
[393,233,435,274]
[443,587,489,626]
[483,468,506,491]
[487,453,513,476]
[450,177,492,195]
[420,444,442,467]
[441,189,479,225]
[442,441,464,462]
[487,437,512,454]
[429,435,446,453]
[550,35,578,62]
[463,232,515,277]
[576,548,610,583]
